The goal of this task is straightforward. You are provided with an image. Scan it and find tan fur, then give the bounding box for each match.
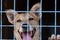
[6,3,40,40]
[14,13,40,40]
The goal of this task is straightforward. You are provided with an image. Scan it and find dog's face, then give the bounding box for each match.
[6,3,40,40]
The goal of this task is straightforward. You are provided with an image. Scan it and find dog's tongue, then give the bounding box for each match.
[22,33,32,40]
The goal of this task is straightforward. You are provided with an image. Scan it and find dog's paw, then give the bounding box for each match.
[48,34,60,40]
[48,34,56,40]
[57,35,60,40]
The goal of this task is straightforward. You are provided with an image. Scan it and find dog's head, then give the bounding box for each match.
[5,3,40,40]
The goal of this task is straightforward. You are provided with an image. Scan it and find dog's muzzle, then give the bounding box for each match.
[19,23,36,40]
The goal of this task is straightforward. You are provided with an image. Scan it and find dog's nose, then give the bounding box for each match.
[22,23,30,32]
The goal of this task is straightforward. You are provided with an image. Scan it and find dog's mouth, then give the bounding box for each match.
[18,28,36,40]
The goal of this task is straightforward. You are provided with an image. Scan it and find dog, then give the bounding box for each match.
[5,3,40,40]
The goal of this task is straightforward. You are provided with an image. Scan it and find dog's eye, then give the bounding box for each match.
[29,18,34,21]
[17,20,21,22]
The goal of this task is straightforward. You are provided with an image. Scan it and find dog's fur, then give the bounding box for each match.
[4,2,60,40]
[5,3,40,40]
[48,34,60,40]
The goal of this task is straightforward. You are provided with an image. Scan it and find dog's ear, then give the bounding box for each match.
[30,3,40,18]
[5,9,15,24]
[30,3,40,11]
